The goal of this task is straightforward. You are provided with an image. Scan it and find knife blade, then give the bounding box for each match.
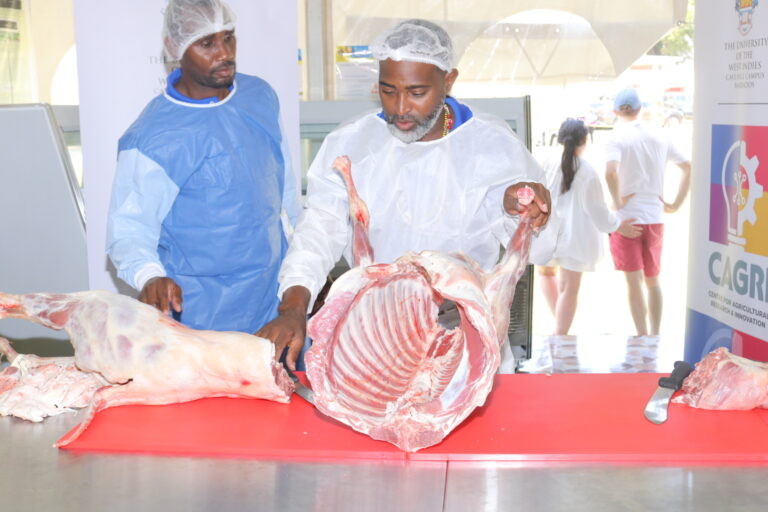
[285,365,315,405]
[643,360,693,424]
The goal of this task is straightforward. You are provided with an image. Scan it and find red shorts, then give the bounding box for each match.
[609,223,664,278]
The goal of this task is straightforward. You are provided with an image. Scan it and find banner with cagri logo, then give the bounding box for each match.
[686,0,768,362]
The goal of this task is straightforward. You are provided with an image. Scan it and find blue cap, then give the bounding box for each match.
[613,88,641,111]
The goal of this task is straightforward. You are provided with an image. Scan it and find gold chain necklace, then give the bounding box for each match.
[442,103,454,138]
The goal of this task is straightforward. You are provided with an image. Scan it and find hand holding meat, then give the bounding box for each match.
[255,285,310,371]
[503,182,551,228]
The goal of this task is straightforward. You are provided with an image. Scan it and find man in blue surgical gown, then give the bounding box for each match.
[106,0,300,334]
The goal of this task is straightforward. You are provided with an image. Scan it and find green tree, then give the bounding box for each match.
[648,0,694,58]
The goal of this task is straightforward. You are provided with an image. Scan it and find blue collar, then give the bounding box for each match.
[376,96,473,133]
[165,68,235,104]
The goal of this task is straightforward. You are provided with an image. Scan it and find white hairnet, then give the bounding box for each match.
[370,19,454,72]
[163,0,236,61]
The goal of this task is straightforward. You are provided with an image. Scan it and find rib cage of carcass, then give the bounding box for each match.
[305,156,536,452]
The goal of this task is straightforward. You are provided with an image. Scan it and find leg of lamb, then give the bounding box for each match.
[304,156,534,452]
[0,291,294,446]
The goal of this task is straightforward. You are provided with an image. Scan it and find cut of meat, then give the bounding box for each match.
[0,291,294,446]
[672,347,768,410]
[305,156,534,452]
[0,337,106,422]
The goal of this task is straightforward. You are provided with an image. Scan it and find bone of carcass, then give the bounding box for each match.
[672,347,768,410]
[0,291,294,446]
[305,156,534,452]
[0,336,106,422]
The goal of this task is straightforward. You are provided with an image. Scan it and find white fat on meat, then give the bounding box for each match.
[305,156,534,452]
[0,291,294,446]
[0,338,106,422]
[672,347,768,410]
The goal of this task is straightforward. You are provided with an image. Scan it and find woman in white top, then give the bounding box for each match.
[538,119,640,335]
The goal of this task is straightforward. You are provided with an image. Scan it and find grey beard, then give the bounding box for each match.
[386,100,445,143]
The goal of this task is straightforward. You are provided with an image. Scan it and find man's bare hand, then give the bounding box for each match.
[255,286,311,371]
[503,182,551,228]
[139,277,182,315]
[256,310,306,371]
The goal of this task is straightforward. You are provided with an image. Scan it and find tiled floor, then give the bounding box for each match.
[518,334,684,374]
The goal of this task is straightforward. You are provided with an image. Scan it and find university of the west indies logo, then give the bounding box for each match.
[736,0,760,35]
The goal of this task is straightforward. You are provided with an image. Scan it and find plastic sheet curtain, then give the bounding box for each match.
[328,0,688,98]
[0,0,35,103]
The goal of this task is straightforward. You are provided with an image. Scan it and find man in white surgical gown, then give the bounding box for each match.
[257,19,552,372]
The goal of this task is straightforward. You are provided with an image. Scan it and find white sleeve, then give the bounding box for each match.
[277,138,351,310]
[604,135,622,163]
[666,140,689,165]
[106,148,179,290]
[582,170,621,233]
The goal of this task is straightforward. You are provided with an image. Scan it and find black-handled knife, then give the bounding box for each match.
[643,360,693,424]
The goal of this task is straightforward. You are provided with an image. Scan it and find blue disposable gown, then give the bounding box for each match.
[107,71,299,333]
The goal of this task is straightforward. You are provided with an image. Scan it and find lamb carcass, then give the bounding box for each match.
[0,291,294,446]
[0,336,105,421]
[672,347,768,410]
[304,156,535,452]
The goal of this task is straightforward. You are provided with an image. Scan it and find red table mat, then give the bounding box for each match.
[60,373,768,462]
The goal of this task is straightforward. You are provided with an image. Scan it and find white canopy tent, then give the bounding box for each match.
[329,0,689,89]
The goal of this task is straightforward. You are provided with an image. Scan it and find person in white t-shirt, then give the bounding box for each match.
[537,119,640,335]
[604,88,691,337]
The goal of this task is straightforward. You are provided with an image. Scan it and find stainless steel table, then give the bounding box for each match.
[2,412,768,512]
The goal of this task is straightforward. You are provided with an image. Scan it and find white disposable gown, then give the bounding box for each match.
[538,156,620,272]
[278,99,548,307]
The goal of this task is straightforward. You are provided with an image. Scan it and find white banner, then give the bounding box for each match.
[685,0,768,362]
[73,0,299,293]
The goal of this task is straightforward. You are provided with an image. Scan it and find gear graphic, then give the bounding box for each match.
[722,140,763,240]
[735,140,762,230]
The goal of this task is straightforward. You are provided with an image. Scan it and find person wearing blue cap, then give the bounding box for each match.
[604,88,691,337]
[106,0,300,337]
